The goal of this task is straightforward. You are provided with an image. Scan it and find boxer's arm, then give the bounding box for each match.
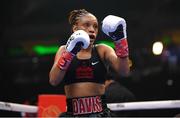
[49,30,90,86]
[106,48,130,77]
[98,44,130,77]
[49,46,67,86]
[101,15,130,76]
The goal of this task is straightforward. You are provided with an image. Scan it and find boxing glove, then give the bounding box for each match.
[57,30,90,70]
[102,15,129,58]
[66,30,90,55]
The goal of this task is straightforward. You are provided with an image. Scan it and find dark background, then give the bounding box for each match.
[1,0,180,116]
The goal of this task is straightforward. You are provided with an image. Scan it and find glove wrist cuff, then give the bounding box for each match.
[56,51,74,70]
[115,38,129,58]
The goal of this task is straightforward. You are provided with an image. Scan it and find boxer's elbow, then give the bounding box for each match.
[49,72,59,86]
[119,66,130,77]
[121,69,130,77]
[119,58,130,77]
[49,78,58,86]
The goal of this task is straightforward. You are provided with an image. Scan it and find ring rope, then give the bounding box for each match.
[107,100,180,111]
[0,101,38,113]
[0,100,180,113]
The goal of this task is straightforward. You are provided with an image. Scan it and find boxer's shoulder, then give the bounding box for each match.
[95,44,114,59]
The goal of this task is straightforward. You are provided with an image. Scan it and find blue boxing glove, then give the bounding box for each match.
[57,30,90,70]
[102,15,129,58]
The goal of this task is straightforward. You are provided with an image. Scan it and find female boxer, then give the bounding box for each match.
[49,9,130,117]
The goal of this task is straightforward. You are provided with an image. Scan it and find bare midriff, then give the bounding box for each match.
[64,82,105,98]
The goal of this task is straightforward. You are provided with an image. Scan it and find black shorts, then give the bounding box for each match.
[59,95,116,117]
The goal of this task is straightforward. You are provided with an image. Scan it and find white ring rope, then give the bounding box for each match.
[0,101,38,113]
[107,100,180,111]
[0,100,180,113]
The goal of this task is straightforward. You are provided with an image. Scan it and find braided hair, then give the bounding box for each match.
[68,9,89,25]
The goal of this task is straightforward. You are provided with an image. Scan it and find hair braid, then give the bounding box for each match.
[68,9,89,25]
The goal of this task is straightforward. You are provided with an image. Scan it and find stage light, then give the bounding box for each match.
[96,39,115,49]
[152,41,163,55]
[33,45,59,56]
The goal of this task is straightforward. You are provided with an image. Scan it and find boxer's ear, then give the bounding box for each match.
[72,25,78,32]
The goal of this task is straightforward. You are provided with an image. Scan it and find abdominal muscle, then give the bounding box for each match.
[64,82,105,98]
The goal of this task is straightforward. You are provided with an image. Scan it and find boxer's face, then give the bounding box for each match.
[73,13,98,45]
